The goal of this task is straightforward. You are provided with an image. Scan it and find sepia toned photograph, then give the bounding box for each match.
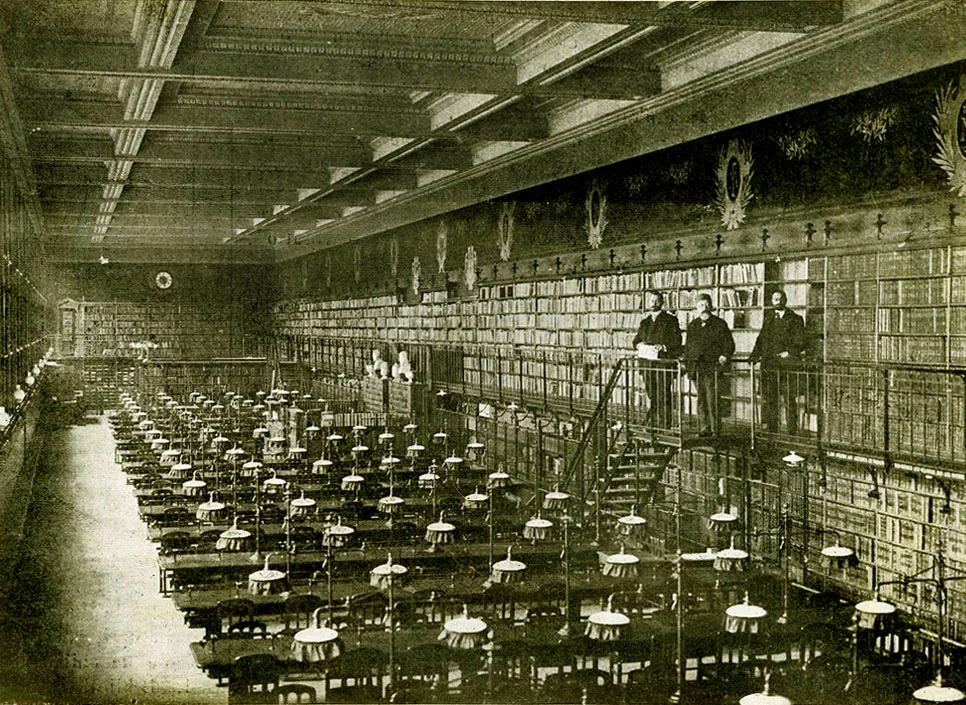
[0,1,965,703]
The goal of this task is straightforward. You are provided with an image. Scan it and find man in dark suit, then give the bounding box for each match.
[632,291,682,428]
[684,293,735,437]
[751,289,806,435]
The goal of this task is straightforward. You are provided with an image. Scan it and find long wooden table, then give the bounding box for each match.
[158,541,599,593]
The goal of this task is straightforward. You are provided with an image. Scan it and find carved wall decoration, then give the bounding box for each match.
[851,106,898,144]
[585,179,608,249]
[436,220,448,273]
[389,236,399,277]
[932,73,966,197]
[353,245,361,283]
[325,254,332,289]
[666,161,693,185]
[776,127,817,160]
[715,139,754,231]
[497,202,514,261]
[464,245,478,289]
[411,256,421,295]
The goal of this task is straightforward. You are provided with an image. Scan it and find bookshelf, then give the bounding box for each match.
[70,301,245,360]
[821,245,966,367]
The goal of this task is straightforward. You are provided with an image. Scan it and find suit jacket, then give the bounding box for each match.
[632,311,682,359]
[684,314,735,373]
[751,309,806,365]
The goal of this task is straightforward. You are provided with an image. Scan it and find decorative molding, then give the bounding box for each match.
[933,72,966,197]
[585,179,608,249]
[435,220,448,273]
[464,245,477,289]
[497,202,515,262]
[714,139,754,231]
[203,36,510,66]
[411,256,421,295]
[388,236,399,277]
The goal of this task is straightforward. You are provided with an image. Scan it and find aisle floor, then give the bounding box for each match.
[3,416,224,704]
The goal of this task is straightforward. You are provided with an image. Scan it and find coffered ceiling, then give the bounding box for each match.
[2,0,965,263]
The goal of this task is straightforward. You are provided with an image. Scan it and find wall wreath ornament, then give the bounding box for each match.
[715,139,754,230]
[585,179,608,249]
[497,202,514,262]
[932,74,966,197]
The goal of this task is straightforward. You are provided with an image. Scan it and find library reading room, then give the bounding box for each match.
[1,1,966,704]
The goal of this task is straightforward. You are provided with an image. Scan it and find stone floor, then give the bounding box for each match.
[1,416,224,704]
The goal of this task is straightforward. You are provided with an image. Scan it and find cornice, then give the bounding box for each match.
[202,35,510,66]
[276,0,963,261]
[175,94,424,116]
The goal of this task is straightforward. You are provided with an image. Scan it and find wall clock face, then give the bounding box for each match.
[155,271,173,290]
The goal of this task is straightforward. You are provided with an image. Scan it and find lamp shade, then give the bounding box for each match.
[425,512,456,548]
[617,511,647,537]
[312,458,334,475]
[217,517,253,551]
[821,544,857,570]
[418,471,440,489]
[290,491,317,517]
[182,471,207,497]
[378,494,405,515]
[490,546,527,584]
[341,474,364,492]
[292,608,342,664]
[439,605,488,649]
[487,471,511,489]
[708,511,738,531]
[913,676,966,703]
[263,470,287,494]
[168,462,193,480]
[855,599,896,630]
[370,553,408,589]
[724,596,767,634]
[543,487,571,512]
[523,516,554,542]
[240,460,263,478]
[406,443,425,457]
[585,596,630,642]
[196,493,228,522]
[739,693,792,705]
[463,489,489,511]
[603,546,640,579]
[248,553,288,595]
[714,540,750,572]
[323,518,355,548]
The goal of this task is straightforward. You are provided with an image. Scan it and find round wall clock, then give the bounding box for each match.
[155,271,173,290]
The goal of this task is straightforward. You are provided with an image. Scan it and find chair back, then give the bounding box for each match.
[229,653,280,699]
[276,683,317,703]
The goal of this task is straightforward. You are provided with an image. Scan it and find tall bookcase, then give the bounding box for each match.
[822,245,966,367]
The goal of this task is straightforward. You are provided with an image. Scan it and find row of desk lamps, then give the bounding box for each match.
[122,388,966,704]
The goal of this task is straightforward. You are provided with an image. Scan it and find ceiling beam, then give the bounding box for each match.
[11,38,662,100]
[34,163,333,190]
[10,39,519,93]
[221,1,843,32]
[19,95,432,137]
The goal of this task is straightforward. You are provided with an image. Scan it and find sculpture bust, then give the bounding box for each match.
[392,350,414,383]
[366,349,383,378]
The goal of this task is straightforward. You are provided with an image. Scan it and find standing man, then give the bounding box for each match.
[751,289,806,435]
[684,293,735,437]
[632,291,682,428]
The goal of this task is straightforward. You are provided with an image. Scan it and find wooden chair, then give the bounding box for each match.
[277,593,325,638]
[159,530,193,560]
[214,598,267,641]
[228,653,281,703]
[275,683,317,703]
